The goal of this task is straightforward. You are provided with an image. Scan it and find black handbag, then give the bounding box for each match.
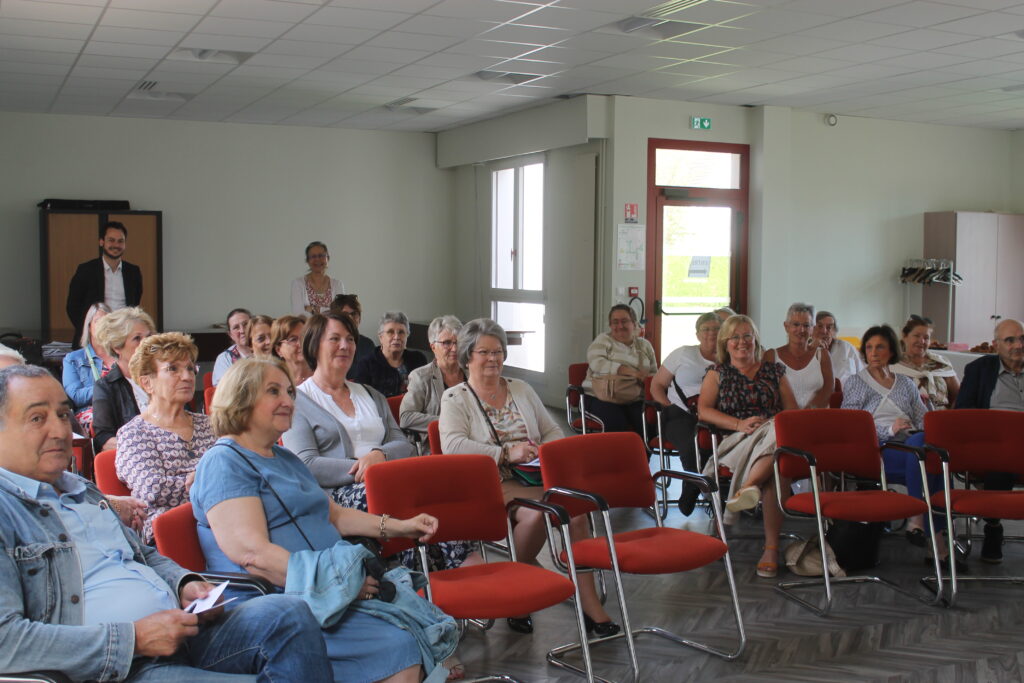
[825,520,884,571]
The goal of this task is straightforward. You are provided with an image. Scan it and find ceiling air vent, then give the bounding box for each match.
[383,97,437,115]
[473,70,539,85]
[127,82,189,103]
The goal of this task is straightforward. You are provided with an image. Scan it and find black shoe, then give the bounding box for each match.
[906,528,927,548]
[982,523,1003,564]
[677,484,700,516]
[506,616,533,634]
[583,614,621,638]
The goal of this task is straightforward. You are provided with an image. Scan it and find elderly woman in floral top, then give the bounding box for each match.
[115,332,215,543]
[698,315,798,578]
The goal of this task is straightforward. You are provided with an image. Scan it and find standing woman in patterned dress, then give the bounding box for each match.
[698,315,798,578]
[291,241,344,315]
[115,332,216,544]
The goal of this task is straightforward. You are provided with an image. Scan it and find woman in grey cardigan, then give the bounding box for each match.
[399,315,465,450]
[282,312,415,509]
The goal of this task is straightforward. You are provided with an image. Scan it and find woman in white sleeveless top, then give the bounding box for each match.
[763,303,833,409]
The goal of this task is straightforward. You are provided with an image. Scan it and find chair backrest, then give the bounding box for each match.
[202,372,213,390]
[203,385,216,414]
[93,449,131,497]
[567,362,589,404]
[540,432,655,517]
[427,420,442,454]
[365,454,508,555]
[774,409,881,480]
[924,409,1024,475]
[153,502,207,572]
[387,393,404,423]
[828,377,843,409]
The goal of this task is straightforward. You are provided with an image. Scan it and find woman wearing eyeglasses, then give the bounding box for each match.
[440,318,619,637]
[115,332,214,543]
[698,314,798,578]
[399,315,464,450]
[763,303,833,409]
[272,314,312,385]
[892,315,959,410]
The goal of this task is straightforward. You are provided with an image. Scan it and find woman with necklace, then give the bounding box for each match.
[439,318,619,637]
[763,302,833,409]
[115,332,215,544]
[698,315,798,578]
[291,241,344,315]
[892,315,959,410]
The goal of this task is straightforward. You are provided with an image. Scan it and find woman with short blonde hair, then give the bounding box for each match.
[91,306,156,452]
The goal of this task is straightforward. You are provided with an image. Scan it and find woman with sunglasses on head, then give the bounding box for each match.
[399,315,464,450]
[698,314,798,578]
[892,315,959,410]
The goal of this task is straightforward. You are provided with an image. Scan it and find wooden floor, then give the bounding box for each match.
[454,494,1024,683]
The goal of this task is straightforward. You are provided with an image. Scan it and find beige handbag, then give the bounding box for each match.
[784,536,846,578]
[590,374,643,404]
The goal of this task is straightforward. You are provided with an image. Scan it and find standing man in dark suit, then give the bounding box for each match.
[955,318,1024,564]
[66,221,143,348]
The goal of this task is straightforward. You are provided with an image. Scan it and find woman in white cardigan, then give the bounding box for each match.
[439,318,618,638]
[291,241,344,315]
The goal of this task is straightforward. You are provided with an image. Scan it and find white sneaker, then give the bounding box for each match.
[725,485,761,512]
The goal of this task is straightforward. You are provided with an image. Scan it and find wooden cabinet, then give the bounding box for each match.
[923,211,1024,345]
[40,210,162,343]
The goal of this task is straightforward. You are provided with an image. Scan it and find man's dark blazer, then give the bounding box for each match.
[66,257,142,346]
[955,353,1002,409]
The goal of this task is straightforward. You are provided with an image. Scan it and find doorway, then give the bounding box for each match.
[645,140,749,359]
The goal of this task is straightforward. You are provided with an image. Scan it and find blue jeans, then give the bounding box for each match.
[881,431,943,534]
[127,594,331,682]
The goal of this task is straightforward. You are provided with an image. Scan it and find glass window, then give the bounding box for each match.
[492,168,515,289]
[493,301,545,373]
[654,149,741,189]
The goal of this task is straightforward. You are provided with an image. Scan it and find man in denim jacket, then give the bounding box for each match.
[0,365,332,682]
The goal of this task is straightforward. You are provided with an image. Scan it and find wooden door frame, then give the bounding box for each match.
[645,138,749,360]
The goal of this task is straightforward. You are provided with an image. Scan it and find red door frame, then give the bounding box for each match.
[645,138,750,360]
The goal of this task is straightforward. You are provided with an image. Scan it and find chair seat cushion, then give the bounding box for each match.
[563,527,727,574]
[786,491,927,522]
[929,489,1024,519]
[428,562,575,619]
[648,437,678,452]
[571,418,604,432]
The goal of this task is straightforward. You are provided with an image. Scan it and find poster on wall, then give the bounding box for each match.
[617,224,645,270]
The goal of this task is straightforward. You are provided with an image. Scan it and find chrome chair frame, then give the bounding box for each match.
[919,444,1024,608]
[541,471,745,682]
[772,442,944,616]
[565,380,604,436]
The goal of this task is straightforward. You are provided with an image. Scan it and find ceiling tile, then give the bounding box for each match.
[751,33,849,55]
[661,1,759,25]
[683,25,780,47]
[633,41,732,60]
[192,17,292,39]
[425,0,538,23]
[90,25,184,46]
[83,41,171,58]
[305,6,411,30]
[244,52,329,69]
[869,28,978,50]
[480,24,570,45]
[711,47,791,66]
[0,47,77,65]
[768,54,854,73]
[340,45,431,64]
[934,11,1024,36]
[800,19,909,42]
[813,43,912,62]
[513,6,622,33]
[179,33,275,51]
[860,1,984,28]
[0,0,102,25]
[365,31,461,51]
[77,54,158,71]
[390,15,493,39]
[0,33,82,51]
[110,0,217,12]
[211,0,320,22]
[0,59,70,75]
[446,38,541,59]
[724,9,835,33]
[279,23,379,44]
[934,36,1024,57]
[0,17,93,39]
[318,56,399,75]
[777,0,904,18]
[100,9,202,31]
[876,51,974,69]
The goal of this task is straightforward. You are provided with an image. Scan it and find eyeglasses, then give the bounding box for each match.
[433,340,457,348]
[910,314,933,325]
[281,336,301,345]
[697,326,720,334]
[726,334,754,344]
[473,349,504,359]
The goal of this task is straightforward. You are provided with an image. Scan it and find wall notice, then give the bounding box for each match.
[617,224,645,270]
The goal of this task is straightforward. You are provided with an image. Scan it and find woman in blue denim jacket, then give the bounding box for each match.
[62,302,113,409]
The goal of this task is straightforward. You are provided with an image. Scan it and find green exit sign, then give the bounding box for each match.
[690,116,711,130]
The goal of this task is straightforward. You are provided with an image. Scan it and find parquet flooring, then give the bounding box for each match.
[454,498,1024,683]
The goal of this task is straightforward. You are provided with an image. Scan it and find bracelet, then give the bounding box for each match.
[379,514,389,541]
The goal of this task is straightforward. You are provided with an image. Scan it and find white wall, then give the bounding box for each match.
[0,111,455,335]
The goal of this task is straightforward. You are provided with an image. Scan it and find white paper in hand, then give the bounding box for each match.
[185,581,235,614]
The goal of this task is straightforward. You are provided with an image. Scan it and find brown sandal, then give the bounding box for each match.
[757,544,778,578]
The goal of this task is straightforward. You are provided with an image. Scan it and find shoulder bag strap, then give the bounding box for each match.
[464,383,503,448]
[222,442,315,551]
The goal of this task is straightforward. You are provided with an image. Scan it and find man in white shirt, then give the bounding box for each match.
[813,310,864,384]
[66,222,143,348]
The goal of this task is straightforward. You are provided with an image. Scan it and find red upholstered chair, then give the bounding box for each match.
[773,409,940,615]
[566,363,604,435]
[203,385,216,414]
[93,449,131,497]
[828,378,843,409]
[922,409,1024,606]
[387,393,403,422]
[539,432,744,679]
[427,420,442,454]
[202,371,213,390]
[364,454,593,681]
[153,502,273,593]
